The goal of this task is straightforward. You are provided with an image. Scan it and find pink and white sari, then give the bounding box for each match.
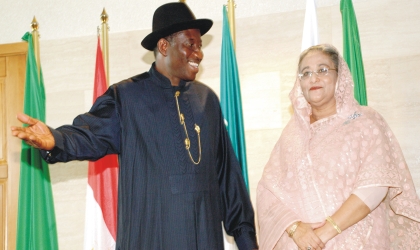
[257,53,420,249]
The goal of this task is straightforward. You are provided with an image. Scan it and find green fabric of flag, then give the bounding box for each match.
[220,6,249,191]
[16,32,59,250]
[341,0,368,105]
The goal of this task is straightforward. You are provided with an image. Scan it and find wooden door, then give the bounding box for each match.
[0,42,27,250]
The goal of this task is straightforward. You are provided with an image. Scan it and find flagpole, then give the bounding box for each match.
[31,16,41,81]
[227,0,236,49]
[100,8,110,86]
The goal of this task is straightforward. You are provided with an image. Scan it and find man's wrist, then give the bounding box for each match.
[234,230,258,250]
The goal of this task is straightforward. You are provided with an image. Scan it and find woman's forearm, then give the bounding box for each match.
[315,194,370,243]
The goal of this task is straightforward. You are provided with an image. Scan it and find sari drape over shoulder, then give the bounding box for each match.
[257,54,420,249]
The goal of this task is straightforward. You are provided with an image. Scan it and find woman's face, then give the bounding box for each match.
[298,51,338,110]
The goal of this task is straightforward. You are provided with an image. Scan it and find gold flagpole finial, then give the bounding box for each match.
[31,16,39,31]
[101,8,108,24]
[179,0,186,2]
[100,8,110,86]
[31,16,41,80]
[227,0,236,48]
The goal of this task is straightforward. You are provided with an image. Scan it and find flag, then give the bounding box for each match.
[84,37,119,250]
[341,0,368,105]
[16,32,59,249]
[220,5,249,250]
[220,5,249,191]
[301,0,319,51]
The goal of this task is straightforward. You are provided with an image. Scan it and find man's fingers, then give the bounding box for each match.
[12,130,34,143]
[16,113,37,126]
[11,129,26,139]
[10,127,19,136]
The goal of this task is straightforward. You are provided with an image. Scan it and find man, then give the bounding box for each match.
[11,2,258,249]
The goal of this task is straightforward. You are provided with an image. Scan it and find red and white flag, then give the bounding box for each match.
[84,37,119,250]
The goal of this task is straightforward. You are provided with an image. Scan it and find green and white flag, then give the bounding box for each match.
[16,32,58,250]
[341,0,368,105]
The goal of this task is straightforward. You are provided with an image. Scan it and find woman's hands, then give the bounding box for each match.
[11,113,55,150]
[290,221,326,250]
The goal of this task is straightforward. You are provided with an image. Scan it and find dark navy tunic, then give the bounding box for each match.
[43,64,257,249]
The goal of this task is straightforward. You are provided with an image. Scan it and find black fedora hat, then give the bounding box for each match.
[141,2,213,51]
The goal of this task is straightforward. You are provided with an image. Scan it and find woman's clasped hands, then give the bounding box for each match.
[290,221,326,250]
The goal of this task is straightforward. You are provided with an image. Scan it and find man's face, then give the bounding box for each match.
[165,29,203,83]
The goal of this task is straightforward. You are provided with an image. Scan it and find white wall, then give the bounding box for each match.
[2,0,420,249]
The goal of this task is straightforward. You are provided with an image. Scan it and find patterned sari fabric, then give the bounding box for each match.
[257,55,420,249]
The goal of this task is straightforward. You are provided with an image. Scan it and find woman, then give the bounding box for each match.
[257,44,420,249]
